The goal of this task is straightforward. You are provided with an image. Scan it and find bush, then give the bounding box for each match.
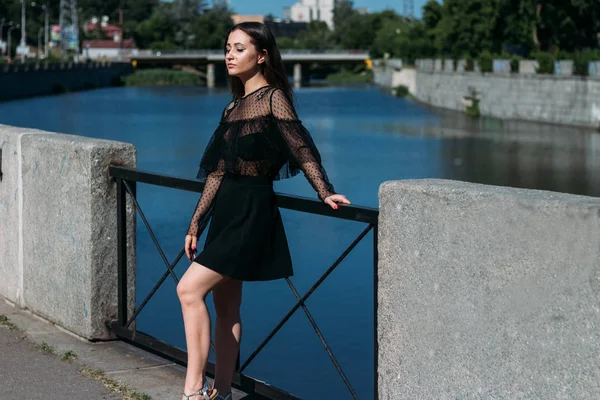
[466,98,480,118]
[571,49,600,76]
[393,85,410,97]
[510,55,521,73]
[532,51,554,74]
[477,50,494,73]
[464,55,475,72]
[123,69,203,86]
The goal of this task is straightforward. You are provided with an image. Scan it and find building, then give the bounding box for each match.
[285,0,335,30]
[264,18,309,39]
[81,38,136,59]
[84,22,123,42]
[230,14,308,39]
[231,14,264,25]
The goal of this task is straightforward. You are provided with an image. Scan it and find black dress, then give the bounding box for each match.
[186,85,336,281]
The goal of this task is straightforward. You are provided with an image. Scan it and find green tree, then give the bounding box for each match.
[172,0,207,48]
[191,3,233,49]
[134,3,178,49]
[124,0,160,25]
[534,0,600,52]
[332,0,356,44]
[297,21,335,50]
[435,0,502,57]
[276,37,298,49]
[422,0,442,32]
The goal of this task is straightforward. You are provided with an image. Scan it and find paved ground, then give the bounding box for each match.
[0,298,249,400]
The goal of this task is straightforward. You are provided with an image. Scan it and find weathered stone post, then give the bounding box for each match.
[378,179,600,399]
[0,125,136,340]
[207,63,216,88]
[293,63,302,89]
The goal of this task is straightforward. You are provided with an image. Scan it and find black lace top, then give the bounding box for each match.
[186,85,336,237]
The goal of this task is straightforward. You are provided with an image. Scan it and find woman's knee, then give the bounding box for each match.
[177,262,223,305]
[177,279,202,305]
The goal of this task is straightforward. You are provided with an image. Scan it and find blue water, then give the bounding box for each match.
[2,85,600,399]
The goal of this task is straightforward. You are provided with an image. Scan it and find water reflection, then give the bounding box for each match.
[378,108,600,197]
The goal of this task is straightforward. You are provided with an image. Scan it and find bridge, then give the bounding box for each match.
[124,49,371,88]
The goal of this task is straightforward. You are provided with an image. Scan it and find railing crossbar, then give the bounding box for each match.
[286,277,360,400]
[240,224,374,372]
[124,248,184,329]
[123,180,179,283]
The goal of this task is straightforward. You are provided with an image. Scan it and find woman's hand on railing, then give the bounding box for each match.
[185,234,198,262]
[324,194,351,210]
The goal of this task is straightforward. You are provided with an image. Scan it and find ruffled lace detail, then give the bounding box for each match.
[187,86,335,237]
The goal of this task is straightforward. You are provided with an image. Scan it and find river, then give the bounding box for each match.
[1,85,599,399]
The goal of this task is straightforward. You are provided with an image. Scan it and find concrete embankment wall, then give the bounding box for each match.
[372,59,417,94]
[0,125,136,340]
[378,179,600,399]
[371,58,600,128]
[414,71,600,128]
[0,62,133,102]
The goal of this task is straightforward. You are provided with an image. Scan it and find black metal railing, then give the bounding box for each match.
[109,165,379,399]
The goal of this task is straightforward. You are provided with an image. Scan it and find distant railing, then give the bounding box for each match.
[129,48,369,58]
[108,166,379,400]
[0,60,115,73]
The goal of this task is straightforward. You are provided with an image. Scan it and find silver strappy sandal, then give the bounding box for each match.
[182,380,218,400]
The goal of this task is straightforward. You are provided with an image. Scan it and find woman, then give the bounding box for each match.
[178,22,350,400]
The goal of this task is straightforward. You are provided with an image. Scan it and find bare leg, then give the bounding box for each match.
[177,262,228,399]
[213,279,243,395]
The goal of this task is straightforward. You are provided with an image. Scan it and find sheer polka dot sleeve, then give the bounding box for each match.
[270,89,335,201]
[186,160,225,238]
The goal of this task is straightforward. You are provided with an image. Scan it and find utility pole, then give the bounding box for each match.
[8,24,20,62]
[0,19,6,56]
[44,3,48,58]
[59,0,78,60]
[31,3,49,58]
[20,0,26,62]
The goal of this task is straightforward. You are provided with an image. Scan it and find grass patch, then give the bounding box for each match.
[326,69,373,84]
[0,314,21,331]
[35,341,56,354]
[61,350,78,362]
[466,98,481,118]
[81,367,152,400]
[123,68,203,87]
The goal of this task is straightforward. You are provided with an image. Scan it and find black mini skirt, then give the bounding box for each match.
[194,174,293,281]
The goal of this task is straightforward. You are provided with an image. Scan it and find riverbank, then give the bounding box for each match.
[0,62,133,102]
[371,58,600,129]
[414,70,600,129]
[123,68,204,86]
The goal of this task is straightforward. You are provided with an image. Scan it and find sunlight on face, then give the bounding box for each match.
[225,29,264,78]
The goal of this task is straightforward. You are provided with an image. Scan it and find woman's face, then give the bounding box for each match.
[225,29,265,78]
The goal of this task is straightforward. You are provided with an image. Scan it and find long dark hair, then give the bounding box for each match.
[225,22,294,104]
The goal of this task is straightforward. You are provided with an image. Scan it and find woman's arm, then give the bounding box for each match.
[270,89,336,201]
[186,160,225,238]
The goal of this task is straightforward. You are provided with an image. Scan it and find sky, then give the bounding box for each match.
[227,0,430,19]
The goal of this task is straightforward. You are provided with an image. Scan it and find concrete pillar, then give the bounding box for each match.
[207,63,215,88]
[378,179,600,398]
[0,125,137,340]
[293,63,302,89]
